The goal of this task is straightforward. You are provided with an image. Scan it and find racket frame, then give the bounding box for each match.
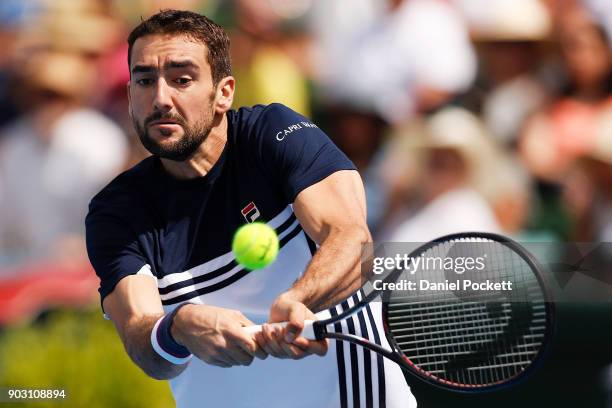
[311,232,555,393]
[381,232,555,392]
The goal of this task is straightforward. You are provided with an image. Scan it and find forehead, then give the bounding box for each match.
[130,34,209,68]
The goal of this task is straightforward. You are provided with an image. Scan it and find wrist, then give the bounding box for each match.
[151,303,194,365]
[278,288,315,310]
[278,289,303,303]
[170,303,196,347]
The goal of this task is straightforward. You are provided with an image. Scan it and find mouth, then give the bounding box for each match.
[148,120,183,137]
[149,120,180,126]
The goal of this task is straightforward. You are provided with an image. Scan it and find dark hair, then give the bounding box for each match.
[560,22,612,97]
[127,9,231,84]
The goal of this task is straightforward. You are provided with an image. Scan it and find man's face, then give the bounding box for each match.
[128,34,217,161]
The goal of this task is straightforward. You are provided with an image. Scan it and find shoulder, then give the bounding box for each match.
[231,103,310,134]
[229,103,318,158]
[230,104,323,154]
[232,102,298,120]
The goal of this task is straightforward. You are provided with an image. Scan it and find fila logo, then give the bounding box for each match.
[241,201,261,223]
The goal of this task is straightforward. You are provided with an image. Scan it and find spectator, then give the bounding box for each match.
[0,51,128,267]
[562,109,612,241]
[0,0,40,131]
[383,107,502,242]
[520,4,612,182]
[230,0,312,116]
[313,0,477,124]
[458,0,552,145]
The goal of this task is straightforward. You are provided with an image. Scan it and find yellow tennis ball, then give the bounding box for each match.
[232,222,279,270]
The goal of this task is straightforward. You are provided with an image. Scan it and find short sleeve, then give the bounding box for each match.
[85,203,149,305]
[252,103,356,201]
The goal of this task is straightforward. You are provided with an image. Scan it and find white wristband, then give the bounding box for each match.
[151,315,193,365]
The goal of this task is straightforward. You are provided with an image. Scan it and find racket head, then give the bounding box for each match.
[380,232,554,392]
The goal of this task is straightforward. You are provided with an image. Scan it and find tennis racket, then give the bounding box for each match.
[244,232,554,392]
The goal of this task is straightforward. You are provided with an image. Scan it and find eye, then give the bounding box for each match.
[175,77,192,86]
[136,78,154,87]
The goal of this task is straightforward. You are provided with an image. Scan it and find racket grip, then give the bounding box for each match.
[243,320,317,340]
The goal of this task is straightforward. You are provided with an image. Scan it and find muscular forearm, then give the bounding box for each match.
[120,315,188,380]
[286,226,370,311]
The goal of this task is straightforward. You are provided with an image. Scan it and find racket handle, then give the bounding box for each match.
[243,320,317,340]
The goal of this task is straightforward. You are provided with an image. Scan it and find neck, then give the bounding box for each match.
[160,112,228,179]
[423,177,466,203]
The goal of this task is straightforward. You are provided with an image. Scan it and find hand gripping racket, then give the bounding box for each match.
[244,232,554,392]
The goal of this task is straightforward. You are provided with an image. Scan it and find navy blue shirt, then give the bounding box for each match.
[85,103,355,305]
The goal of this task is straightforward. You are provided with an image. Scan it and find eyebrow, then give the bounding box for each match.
[131,60,200,74]
[167,60,200,71]
[131,65,154,74]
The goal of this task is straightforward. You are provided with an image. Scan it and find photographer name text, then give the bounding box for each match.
[373,279,513,291]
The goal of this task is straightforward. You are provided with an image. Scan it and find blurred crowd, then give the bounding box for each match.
[0,0,611,277]
[1,1,612,404]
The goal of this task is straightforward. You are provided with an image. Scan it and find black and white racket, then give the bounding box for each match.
[245,232,554,392]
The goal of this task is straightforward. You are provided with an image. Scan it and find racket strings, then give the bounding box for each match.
[385,238,550,387]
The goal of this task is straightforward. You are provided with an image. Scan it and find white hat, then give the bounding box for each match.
[409,107,496,160]
[459,0,551,41]
[408,107,504,193]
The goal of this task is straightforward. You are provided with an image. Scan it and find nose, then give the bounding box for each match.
[153,78,173,113]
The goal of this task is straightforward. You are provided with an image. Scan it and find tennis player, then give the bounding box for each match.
[85,10,416,408]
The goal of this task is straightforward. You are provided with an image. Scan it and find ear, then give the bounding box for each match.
[214,76,235,114]
[126,81,133,119]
